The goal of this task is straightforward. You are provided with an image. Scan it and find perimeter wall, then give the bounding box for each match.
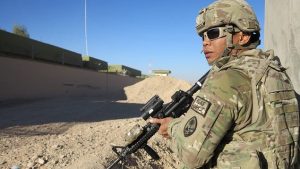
[0,54,141,102]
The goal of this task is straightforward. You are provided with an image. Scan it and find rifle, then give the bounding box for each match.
[106,71,209,169]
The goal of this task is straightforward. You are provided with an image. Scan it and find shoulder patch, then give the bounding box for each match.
[191,96,211,117]
[183,116,197,137]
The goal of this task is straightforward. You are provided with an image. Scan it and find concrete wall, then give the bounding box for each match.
[264,0,300,94]
[0,54,141,102]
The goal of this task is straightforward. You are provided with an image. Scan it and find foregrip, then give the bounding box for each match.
[126,123,159,154]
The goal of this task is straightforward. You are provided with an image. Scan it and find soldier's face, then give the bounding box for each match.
[201,27,251,65]
[202,33,227,65]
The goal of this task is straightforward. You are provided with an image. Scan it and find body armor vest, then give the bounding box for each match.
[221,49,299,169]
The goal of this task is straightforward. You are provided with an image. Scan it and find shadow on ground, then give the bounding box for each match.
[0,97,144,135]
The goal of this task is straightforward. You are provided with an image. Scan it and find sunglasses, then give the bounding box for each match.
[200,27,228,41]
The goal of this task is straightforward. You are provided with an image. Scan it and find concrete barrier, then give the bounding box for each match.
[265,0,300,94]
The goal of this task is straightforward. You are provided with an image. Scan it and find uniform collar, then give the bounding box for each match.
[213,49,262,69]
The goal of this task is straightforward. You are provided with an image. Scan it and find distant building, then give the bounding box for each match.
[152,70,171,76]
[82,55,108,71]
[107,64,141,77]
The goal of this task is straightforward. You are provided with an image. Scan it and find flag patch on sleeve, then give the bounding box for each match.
[191,96,211,117]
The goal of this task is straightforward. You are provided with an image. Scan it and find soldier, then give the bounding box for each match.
[150,0,299,168]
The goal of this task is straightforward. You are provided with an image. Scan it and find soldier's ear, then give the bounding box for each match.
[239,32,251,46]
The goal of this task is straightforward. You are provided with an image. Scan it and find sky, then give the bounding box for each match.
[1,0,265,83]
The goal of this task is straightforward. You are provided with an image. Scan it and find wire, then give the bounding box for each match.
[84,0,89,56]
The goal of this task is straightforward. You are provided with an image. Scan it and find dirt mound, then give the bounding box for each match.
[124,76,192,103]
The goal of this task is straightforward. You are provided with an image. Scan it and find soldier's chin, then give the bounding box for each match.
[206,59,214,66]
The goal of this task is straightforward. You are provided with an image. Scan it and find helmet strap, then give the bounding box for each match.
[221,25,260,57]
[221,25,235,57]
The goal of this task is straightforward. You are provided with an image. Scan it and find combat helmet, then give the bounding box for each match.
[196,0,260,51]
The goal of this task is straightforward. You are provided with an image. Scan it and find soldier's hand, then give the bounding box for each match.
[149,117,173,139]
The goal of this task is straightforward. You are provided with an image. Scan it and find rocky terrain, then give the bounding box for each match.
[0,76,191,169]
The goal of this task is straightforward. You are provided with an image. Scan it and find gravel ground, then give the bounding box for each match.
[0,76,191,169]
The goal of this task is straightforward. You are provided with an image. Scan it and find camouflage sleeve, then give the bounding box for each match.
[167,69,252,169]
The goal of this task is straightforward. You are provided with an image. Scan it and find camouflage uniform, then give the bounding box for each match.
[168,51,254,168]
[167,0,299,168]
[168,49,299,169]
